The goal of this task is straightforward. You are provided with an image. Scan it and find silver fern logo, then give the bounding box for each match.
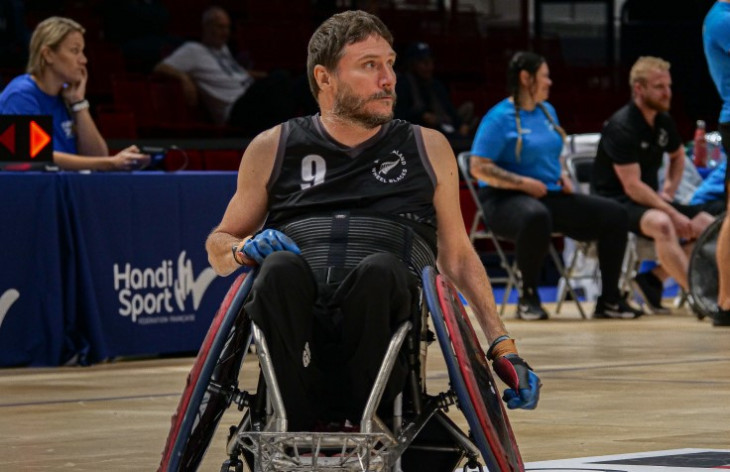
[372,150,407,184]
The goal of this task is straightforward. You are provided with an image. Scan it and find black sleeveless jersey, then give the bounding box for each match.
[265,115,438,229]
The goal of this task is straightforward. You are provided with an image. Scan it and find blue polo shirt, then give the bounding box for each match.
[471,98,564,191]
[0,74,77,153]
[703,1,730,123]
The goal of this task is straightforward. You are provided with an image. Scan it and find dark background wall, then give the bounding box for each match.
[0,0,724,141]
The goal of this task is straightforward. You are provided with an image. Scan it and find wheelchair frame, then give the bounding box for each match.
[688,212,725,320]
[159,265,523,472]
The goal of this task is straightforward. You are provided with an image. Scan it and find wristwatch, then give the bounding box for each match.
[70,99,90,113]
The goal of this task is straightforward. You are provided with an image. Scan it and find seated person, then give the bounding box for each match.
[153,6,293,137]
[591,56,715,311]
[0,16,149,171]
[394,41,475,139]
[206,11,541,431]
[470,51,641,321]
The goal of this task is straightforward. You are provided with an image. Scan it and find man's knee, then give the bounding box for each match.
[254,251,313,287]
[640,210,675,241]
[692,211,715,232]
[357,252,411,283]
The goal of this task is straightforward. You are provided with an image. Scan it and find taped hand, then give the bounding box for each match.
[242,229,301,264]
[492,354,541,410]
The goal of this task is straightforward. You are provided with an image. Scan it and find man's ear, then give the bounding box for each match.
[631,80,643,99]
[314,64,331,90]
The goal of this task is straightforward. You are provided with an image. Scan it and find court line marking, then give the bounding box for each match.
[0,392,180,408]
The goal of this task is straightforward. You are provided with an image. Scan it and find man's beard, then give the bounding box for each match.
[332,83,396,129]
[645,95,670,113]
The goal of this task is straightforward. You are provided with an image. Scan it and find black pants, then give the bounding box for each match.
[243,251,416,431]
[478,188,629,300]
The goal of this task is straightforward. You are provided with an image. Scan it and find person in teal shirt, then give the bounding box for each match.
[470,51,640,321]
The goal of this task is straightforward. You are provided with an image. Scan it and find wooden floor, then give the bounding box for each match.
[1,301,728,471]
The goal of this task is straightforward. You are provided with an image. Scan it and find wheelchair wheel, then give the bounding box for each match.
[689,213,725,320]
[422,266,524,472]
[159,270,256,472]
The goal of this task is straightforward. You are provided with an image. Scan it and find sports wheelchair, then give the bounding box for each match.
[689,212,725,320]
[158,221,524,472]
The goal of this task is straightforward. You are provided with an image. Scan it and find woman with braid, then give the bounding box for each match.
[469,51,641,320]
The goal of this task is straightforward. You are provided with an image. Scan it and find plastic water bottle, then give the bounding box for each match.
[693,120,707,168]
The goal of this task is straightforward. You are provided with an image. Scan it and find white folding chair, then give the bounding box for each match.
[564,149,666,314]
[559,151,603,312]
[457,151,587,318]
[457,151,520,316]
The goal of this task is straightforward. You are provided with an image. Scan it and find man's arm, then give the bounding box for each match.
[424,127,540,409]
[660,146,685,201]
[205,126,280,276]
[425,131,505,344]
[614,162,677,212]
[153,62,199,108]
[614,160,693,237]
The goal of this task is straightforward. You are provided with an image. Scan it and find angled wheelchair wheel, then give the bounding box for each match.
[689,213,724,320]
[422,266,524,472]
[159,270,256,472]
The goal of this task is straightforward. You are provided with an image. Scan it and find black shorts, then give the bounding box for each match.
[616,197,706,235]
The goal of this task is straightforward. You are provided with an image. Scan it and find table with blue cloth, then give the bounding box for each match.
[0,171,238,367]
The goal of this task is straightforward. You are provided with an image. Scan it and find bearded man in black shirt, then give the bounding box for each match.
[591,56,715,311]
[204,10,541,432]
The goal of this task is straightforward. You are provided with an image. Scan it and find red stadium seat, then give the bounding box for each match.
[111,75,156,128]
[203,150,242,170]
[96,106,138,139]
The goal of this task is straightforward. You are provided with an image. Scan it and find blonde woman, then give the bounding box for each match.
[470,51,640,321]
[0,16,148,171]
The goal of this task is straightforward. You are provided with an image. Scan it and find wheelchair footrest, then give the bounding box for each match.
[237,431,396,471]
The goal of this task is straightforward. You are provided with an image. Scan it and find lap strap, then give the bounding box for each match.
[311,266,351,285]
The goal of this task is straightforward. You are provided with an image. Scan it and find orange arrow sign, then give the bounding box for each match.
[29,120,50,158]
[0,123,15,155]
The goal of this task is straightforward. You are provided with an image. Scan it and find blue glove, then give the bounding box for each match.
[492,354,541,410]
[242,229,301,264]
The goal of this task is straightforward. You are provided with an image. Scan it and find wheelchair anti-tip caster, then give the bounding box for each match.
[219,456,243,472]
[463,456,485,472]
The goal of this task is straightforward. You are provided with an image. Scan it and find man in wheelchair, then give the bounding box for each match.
[201,10,541,468]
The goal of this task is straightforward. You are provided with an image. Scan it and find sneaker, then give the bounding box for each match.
[633,272,670,314]
[593,296,644,319]
[516,292,549,321]
[713,309,730,327]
